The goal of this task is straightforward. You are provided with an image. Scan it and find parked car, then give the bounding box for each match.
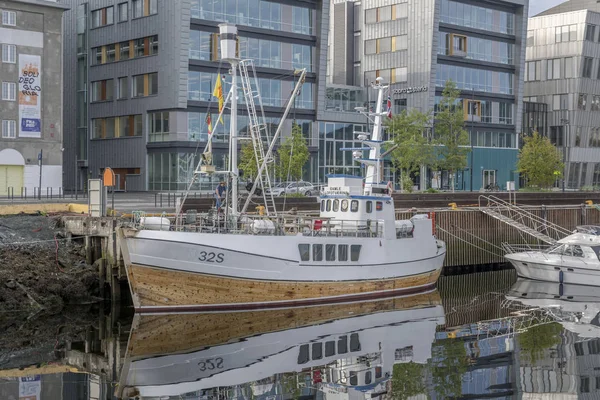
[266,181,315,196]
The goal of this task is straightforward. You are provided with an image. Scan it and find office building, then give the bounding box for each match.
[61,0,327,191]
[525,0,600,189]
[0,0,67,196]
[327,0,528,191]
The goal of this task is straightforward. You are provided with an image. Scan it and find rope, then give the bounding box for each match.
[0,235,88,247]
[436,225,502,258]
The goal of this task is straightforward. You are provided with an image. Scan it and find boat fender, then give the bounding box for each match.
[559,270,564,284]
[559,283,564,296]
[140,217,171,231]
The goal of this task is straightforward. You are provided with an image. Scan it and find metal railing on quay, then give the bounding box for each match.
[1,187,88,202]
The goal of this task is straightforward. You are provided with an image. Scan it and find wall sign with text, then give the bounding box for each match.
[393,86,428,95]
[18,54,42,139]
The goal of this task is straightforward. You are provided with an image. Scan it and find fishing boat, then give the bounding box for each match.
[119,23,446,312]
[507,278,600,338]
[504,225,600,286]
[116,291,445,399]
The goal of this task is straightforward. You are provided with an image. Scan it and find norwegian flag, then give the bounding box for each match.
[387,95,392,119]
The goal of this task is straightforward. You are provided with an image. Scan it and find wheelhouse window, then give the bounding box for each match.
[313,244,323,261]
[325,341,335,356]
[350,333,361,351]
[326,244,336,261]
[351,200,359,212]
[349,371,358,386]
[298,344,309,364]
[312,343,323,360]
[338,335,348,353]
[298,244,310,261]
[333,199,340,212]
[351,245,361,261]
[366,201,373,213]
[365,371,372,385]
[341,200,349,212]
[338,245,348,261]
[326,200,331,211]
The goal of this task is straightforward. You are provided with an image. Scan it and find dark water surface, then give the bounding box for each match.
[4,267,600,399]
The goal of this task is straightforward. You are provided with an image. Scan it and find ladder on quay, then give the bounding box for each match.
[238,59,277,216]
[478,195,572,245]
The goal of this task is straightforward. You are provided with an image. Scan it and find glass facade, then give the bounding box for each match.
[436,64,513,95]
[190,0,313,35]
[318,122,367,182]
[438,32,513,65]
[440,0,515,35]
[434,97,514,125]
[188,70,313,108]
[325,87,366,112]
[470,131,516,148]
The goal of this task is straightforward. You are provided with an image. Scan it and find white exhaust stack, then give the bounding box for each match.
[219,23,238,61]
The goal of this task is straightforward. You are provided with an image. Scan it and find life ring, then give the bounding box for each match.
[387,181,394,194]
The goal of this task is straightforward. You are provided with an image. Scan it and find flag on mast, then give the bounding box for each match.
[205,112,213,135]
[387,95,392,119]
[213,74,224,124]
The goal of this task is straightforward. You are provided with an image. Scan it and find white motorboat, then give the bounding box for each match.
[504,225,600,286]
[507,278,600,338]
[118,24,446,312]
[116,291,445,399]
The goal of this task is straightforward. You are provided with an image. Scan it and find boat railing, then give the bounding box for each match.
[134,212,387,238]
[502,242,552,256]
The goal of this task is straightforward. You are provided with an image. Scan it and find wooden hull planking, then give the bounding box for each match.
[127,263,442,311]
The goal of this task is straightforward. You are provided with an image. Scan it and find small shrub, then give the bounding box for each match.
[425,188,439,194]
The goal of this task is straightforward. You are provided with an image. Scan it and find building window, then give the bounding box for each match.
[92,115,143,139]
[440,0,515,34]
[149,35,159,55]
[1,82,16,101]
[1,120,16,138]
[448,34,467,56]
[592,95,600,111]
[134,38,146,57]
[120,41,130,60]
[525,60,541,81]
[91,6,114,28]
[556,24,577,43]
[586,24,596,41]
[565,57,575,78]
[106,44,116,63]
[2,44,16,63]
[132,0,157,18]
[91,79,114,102]
[2,10,16,26]
[132,72,158,97]
[118,3,128,22]
[547,58,561,80]
[553,94,569,111]
[149,111,170,142]
[463,100,481,121]
[579,93,588,110]
[583,57,594,78]
[117,77,128,99]
[365,4,407,24]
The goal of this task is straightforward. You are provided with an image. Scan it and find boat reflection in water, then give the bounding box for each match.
[507,278,600,338]
[117,290,445,399]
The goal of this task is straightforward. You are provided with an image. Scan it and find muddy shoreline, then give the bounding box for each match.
[0,214,102,369]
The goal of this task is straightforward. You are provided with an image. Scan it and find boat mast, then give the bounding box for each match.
[220,23,239,214]
[364,78,387,195]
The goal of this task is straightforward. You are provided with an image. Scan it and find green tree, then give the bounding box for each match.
[518,322,563,364]
[390,362,427,400]
[238,139,259,180]
[277,123,310,182]
[517,131,564,189]
[429,338,469,398]
[435,80,471,192]
[386,109,435,192]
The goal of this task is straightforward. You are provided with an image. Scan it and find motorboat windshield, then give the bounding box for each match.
[576,225,600,235]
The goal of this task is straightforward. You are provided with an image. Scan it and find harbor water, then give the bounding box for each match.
[3,266,600,399]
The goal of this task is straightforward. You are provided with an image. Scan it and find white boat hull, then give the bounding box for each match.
[120,228,446,311]
[506,252,600,286]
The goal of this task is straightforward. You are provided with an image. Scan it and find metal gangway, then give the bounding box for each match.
[238,59,277,216]
[478,195,572,245]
